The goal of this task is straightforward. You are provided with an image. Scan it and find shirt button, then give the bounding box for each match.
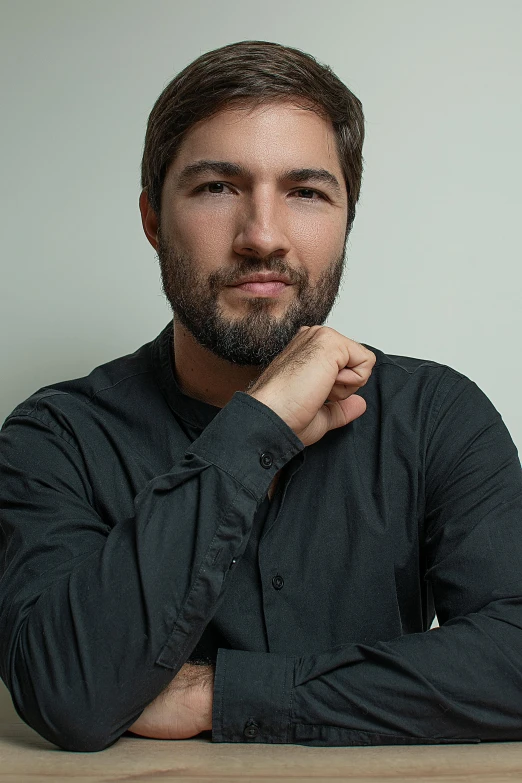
[243,720,259,738]
[260,452,273,469]
[272,574,284,590]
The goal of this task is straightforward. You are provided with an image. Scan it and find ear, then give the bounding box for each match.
[139,188,159,251]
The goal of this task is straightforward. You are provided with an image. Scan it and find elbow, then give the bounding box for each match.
[46,717,119,753]
[9,673,124,752]
[7,628,127,751]
[15,700,122,752]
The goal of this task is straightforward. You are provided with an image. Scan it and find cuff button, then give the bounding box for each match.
[260,452,273,469]
[243,720,260,739]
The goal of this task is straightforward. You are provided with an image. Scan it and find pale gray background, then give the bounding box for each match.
[0,0,520,722]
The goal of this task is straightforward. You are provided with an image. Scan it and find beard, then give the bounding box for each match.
[157,231,346,367]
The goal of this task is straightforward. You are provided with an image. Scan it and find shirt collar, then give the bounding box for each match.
[151,320,306,476]
[151,321,222,430]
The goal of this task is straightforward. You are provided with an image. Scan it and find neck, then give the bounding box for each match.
[172,317,263,408]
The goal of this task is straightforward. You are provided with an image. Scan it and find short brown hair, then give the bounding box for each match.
[141,40,365,233]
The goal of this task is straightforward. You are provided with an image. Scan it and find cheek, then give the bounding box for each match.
[289,211,345,257]
[169,205,234,254]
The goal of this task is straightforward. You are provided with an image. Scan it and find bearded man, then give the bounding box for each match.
[1,41,522,752]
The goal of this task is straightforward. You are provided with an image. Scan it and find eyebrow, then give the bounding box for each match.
[176,159,344,197]
[176,160,243,187]
[284,167,343,197]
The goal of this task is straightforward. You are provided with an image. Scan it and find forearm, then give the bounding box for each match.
[7,468,248,752]
[213,601,522,745]
[1,395,302,752]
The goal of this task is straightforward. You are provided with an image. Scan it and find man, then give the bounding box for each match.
[1,40,521,752]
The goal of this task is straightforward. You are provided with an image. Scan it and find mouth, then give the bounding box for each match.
[231,281,290,296]
[227,272,292,297]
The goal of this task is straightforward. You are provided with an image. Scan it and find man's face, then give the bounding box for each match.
[157,99,349,366]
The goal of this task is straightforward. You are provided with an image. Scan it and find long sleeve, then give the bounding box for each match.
[212,377,522,745]
[0,391,303,751]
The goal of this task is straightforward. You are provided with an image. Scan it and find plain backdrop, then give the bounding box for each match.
[0,0,520,723]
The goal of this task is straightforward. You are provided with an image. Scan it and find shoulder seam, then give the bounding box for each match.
[374,358,465,378]
[6,369,152,418]
[3,409,81,454]
[88,369,152,403]
[5,389,69,420]
[425,371,470,445]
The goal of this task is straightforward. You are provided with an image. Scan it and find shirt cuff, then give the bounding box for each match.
[212,648,295,743]
[188,392,304,500]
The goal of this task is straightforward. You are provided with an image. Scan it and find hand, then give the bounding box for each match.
[128,663,214,740]
[247,325,375,447]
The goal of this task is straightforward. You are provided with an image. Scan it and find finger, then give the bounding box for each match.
[336,350,375,386]
[317,328,375,376]
[344,342,376,369]
[329,360,373,397]
[323,394,367,432]
[325,383,358,403]
[335,368,368,388]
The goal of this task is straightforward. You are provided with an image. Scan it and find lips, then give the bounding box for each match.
[227,271,292,297]
[234,281,288,295]
[231,273,291,286]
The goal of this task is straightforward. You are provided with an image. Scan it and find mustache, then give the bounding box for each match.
[210,258,306,289]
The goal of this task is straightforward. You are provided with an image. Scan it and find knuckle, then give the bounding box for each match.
[308,329,323,346]
[314,325,331,337]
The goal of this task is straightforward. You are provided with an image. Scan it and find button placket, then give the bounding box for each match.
[272,574,284,590]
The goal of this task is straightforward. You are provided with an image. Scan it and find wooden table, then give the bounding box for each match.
[2,721,522,782]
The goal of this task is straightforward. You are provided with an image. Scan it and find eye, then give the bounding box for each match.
[196,182,233,194]
[293,188,324,200]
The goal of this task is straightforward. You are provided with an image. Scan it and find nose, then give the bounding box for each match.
[232,187,291,260]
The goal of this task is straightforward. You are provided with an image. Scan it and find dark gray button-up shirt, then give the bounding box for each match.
[1,322,521,751]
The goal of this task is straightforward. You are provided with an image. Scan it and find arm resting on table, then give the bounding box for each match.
[0,393,302,751]
[214,379,522,745]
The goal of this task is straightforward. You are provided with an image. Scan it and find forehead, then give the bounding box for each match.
[169,100,343,176]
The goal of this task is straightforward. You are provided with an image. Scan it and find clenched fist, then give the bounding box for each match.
[247,325,375,447]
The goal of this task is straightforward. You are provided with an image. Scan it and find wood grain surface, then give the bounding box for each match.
[2,722,522,782]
